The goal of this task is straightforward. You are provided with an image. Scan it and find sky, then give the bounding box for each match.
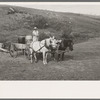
[1,2,100,15]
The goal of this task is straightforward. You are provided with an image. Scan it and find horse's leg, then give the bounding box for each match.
[22,49,24,55]
[23,49,26,56]
[53,53,56,61]
[33,53,38,63]
[62,52,64,61]
[45,52,48,64]
[29,48,33,63]
[43,51,47,65]
[30,54,33,63]
[51,52,55,61]
[57,54,60,61]
[27,47,31,60]
[57,53,59,61]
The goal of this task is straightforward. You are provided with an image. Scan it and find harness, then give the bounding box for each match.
[44,39,48,49]
[44,39,52,50]
[29,41,45,54]
[29,39,53,55]
[36,44,45,52]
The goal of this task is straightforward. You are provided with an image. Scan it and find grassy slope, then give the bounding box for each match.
[0,5,100,43]
[0,6,100,80]
[0,37,100,80]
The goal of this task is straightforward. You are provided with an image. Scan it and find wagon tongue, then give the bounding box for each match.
[0,48,9,53]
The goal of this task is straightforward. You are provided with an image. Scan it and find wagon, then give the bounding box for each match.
[0,43,9,53]
[9,43,27,58]
[9,35,32,58]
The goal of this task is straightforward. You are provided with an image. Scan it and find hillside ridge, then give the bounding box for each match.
[0,5,100,43]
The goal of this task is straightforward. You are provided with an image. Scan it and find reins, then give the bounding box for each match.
[29,38,54,54]
[29,42,45,53]
[36,44,45,52]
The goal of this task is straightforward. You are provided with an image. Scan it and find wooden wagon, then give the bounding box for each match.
[0,42,30,58]
[9,43,27,58]
[9,35,32,58]
[0,43,9,53]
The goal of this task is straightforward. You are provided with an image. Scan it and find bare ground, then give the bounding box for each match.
[0,38,100,80]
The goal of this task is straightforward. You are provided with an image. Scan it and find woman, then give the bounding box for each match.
[32,27,39,42]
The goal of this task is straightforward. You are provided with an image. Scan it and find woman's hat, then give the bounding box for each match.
[34,27,37,30]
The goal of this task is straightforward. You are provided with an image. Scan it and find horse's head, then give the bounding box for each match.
[66,39,74,51]
[57,38,74,51]
[49,36,58,50]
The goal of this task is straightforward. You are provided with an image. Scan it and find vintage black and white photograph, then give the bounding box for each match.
[0,2,100,80]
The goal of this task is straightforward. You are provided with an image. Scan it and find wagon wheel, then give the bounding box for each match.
[25,48,31,60]
[9,49,18,58]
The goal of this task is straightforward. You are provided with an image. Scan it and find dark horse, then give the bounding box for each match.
[55,38,74,61]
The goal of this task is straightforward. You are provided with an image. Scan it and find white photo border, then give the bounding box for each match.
[0,2,100,99]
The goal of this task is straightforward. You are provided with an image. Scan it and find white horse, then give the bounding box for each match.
[41,36,58,50]
[29,37,58,65]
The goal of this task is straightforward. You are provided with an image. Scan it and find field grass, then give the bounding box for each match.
[0,5,100,80]
[0,37,100,80]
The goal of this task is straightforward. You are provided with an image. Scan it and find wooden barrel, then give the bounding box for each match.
[25,35,32,45]
[18,36,26,44]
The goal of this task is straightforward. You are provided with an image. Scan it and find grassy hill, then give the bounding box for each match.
[0,5,100,43]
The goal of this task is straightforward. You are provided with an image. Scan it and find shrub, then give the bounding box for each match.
[48,18,72,38]
[48,18,63,31]
[60,21,72,38]
[39,32,50,41]
[22,15,48,29]
[34,15,48,29]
